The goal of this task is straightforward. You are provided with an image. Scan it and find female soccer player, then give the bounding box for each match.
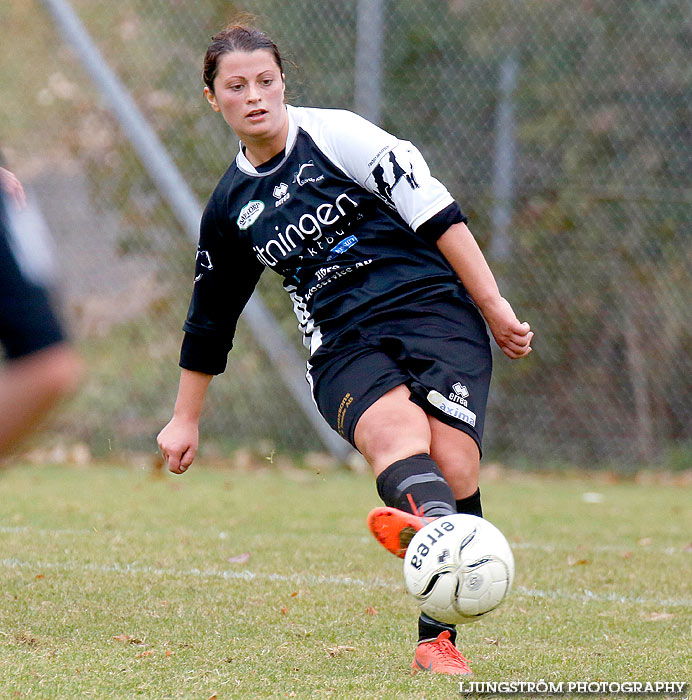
[157,24,533,675]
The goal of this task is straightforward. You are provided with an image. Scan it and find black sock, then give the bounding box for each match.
[415,489,484,645]
[418,612,456,645]
[376,454,458,645]
[456,488,483,518]
[375,453,456,516]
[375,455,459,644]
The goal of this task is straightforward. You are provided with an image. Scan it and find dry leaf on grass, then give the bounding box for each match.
[113,634,144,645]
[641,611,674,622]
[365,606,378,616]
[568,556,590,566]
[325,645,355,657]
[15,632,38,647]
[484,637,500,646]
[227,552,250,564]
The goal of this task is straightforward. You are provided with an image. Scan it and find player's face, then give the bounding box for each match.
[205,50,287,150]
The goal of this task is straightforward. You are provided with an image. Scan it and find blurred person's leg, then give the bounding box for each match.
[0,344,82,452]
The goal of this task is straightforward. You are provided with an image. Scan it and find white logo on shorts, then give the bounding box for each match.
[452,382,469,398]
[427,390,477,427]
[449,382,469,406]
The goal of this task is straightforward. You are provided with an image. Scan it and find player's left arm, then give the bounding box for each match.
[316,111,532,358]
[437,222,533,360]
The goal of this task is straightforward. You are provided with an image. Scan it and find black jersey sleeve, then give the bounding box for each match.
[180,198,264,375]
[415,201,468,244]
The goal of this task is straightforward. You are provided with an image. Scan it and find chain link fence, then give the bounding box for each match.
[2,0,690,468]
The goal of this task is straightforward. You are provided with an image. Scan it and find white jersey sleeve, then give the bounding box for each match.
[291,107,455,232]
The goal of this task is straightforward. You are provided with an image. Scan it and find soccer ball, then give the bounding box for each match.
[403,514,514,625]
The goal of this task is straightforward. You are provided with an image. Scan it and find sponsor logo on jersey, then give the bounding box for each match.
[237,200,265,229]
[449,382,469,406]
[273,182,290,207]
[316,264,340,281]
[326,235,358,261]
[302,259,372,302]
[367,146,390,168]
[427,389,477,427]
[293,161,324,186]
[252,191,360,267]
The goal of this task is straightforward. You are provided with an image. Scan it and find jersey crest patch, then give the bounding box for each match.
[237,200,265,229]
[370,150,420,208]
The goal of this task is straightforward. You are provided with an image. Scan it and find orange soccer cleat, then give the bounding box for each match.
[366,503,429,558]
[411,631,473,675]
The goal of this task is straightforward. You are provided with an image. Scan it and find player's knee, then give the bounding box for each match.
[33,344,83,399]
[53,348,83,397]
[371,441,431,475]
[354,385,432,472]
[356,421,430,473]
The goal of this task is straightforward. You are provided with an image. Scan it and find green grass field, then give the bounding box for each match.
[0,462,690,699]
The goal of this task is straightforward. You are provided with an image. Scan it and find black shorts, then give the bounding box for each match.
[307,295,492,454]
[0,195,65,360]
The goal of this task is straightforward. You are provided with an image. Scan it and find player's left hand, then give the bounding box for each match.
[482,297,533,359]
[0,167,27,210]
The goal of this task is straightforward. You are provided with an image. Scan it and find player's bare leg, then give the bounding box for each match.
[428,417,480,499]
[357,385,451,556]
[0,344,82,453]
[354,384,431,475]
[358,385,475,674]
[354,385,437,555]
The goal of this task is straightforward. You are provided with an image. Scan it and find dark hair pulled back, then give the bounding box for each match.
[203,21,283,92]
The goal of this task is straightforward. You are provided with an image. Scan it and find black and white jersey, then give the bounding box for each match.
[182,105,468,374]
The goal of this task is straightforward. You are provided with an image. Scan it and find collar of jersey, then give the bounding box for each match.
[235,105,298,177]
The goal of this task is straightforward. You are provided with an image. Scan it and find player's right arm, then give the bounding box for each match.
[158,191,264,474]
[157,368,212,474]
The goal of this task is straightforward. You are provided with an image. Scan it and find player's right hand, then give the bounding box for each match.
[157,417,199,474]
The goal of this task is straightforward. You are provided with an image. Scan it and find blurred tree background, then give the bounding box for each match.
[1,0,690,468]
